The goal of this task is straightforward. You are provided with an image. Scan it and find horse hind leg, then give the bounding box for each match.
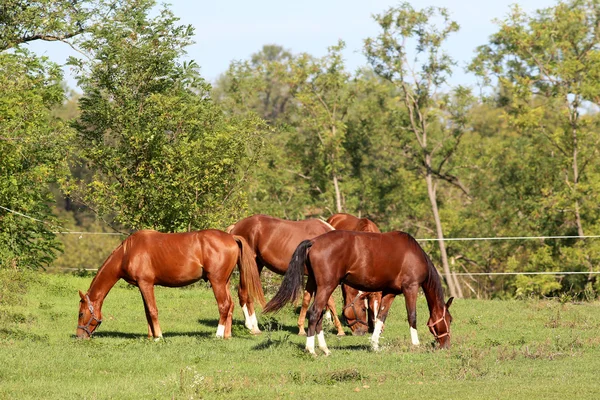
[238,265,262,334]
[307,286,336,356]
[211,281,233,339]
[138,282,163,340]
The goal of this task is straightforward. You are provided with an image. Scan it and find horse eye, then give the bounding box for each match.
[79,312,84,318]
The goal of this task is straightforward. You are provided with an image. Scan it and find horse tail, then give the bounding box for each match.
[233,235,265,307]
[263,240,313,313]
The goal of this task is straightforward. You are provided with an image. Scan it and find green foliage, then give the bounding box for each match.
[67,1,266,231]
[0,49,72,269]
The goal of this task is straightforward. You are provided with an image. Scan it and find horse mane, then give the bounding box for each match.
[399,232,445,304]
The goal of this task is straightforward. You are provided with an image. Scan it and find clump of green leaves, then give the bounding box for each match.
[67,0,266,232]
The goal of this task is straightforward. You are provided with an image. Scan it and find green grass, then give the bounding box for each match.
[1,271,600,399]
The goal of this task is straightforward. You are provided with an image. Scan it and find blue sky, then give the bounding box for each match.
[27,0,558,90]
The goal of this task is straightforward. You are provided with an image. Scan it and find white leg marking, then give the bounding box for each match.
[306,335,316,354]
[242,304,252,330]
[324,310,332,322]
[410,326,420,345]
[216,324,225,338]
[250,312,261,333]
[317,331,331,356]
[370,319,384,351]
[373,301,379,320]
[364,298,369,311]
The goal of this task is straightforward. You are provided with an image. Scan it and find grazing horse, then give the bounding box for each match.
[227,214,345,336]
[327,213,383,336]
[264,230,454,356]
[76,230,265,339]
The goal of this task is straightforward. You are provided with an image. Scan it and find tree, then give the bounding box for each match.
[67,0,265,231]
[470,0,600,284]
[0,49,73,268]
[0,0,121,51]
[364,3,474,298]
[285,41,356,214]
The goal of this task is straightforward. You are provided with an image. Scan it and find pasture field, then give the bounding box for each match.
[1,271,600,399]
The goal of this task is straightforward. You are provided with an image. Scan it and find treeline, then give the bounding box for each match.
[1,0,600,300]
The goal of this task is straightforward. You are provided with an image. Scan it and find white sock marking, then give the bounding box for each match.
[317,331,330,355]
[242,304,252,330]
[324,310,332,322]
[373,301,379,320]
[410,326,420,345]
[306,335,316,354]
[250,312,260,332]
[370,319,384,350]
[216,324,225,338]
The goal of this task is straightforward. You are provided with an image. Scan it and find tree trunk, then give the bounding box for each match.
[333,173,343,213]
[425,161,460,299]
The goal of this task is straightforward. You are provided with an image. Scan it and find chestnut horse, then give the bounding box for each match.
[227,214,345,336]
[264,230,454,355]
[76,230,265,339]
[327,213,383,336]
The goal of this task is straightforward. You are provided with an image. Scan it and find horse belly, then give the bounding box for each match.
[154,262,205,287]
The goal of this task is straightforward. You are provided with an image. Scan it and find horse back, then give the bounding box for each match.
[309,231,428,293]
[228,214,332,274]
[121,230,238,287]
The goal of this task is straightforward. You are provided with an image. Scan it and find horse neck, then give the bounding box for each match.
[421,266,446,317]
[87,246,123,308]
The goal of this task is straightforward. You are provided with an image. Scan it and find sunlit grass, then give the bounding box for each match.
[1,272,600,399]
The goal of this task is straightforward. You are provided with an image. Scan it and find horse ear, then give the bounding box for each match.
[78,290,86,301]
[446,297,454,309]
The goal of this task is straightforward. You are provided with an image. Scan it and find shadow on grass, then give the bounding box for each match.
[88,330,214,339]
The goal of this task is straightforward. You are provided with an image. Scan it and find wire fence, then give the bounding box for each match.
[3,204,600,277]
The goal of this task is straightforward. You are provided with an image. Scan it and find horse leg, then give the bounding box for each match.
[211,281,233,339]
[403,283,420,345]
[238,265,262,334]
[326,295,345,336]
[141,297,153,339]
[297,273,315,336]
[370,292,396,351]
[307,285,336,356]
[138,282,162,340]
[224,282,235,339]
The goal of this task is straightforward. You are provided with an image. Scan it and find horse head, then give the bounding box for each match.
[76,290,103,339]
[341,286,370,336]
[427,297,454,348]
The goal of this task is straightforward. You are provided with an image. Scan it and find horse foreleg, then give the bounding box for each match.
[370,292,396,351]
[403,284,420,345]
[138,283,162,340]
[326,295,345,336]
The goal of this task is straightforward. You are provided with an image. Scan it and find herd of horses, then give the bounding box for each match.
[76,213,454,355]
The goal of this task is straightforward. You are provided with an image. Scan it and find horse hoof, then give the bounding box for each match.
[298,331,307,336]
[336,331,346,337]
[250,329,262,335]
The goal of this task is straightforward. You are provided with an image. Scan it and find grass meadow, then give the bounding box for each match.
[1,270,600,399]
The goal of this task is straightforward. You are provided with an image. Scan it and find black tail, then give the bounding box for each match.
[263,240,313,313]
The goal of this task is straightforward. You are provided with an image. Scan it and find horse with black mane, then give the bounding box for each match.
[76,230,265,339]
[227,214,345,336]
[264,230,454,355]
